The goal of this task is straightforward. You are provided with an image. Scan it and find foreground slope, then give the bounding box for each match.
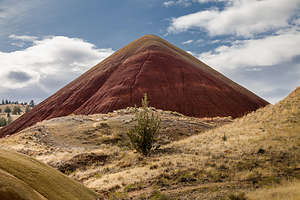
[0,150,97,200]
[156,87,300,199]
[0,35,268,137]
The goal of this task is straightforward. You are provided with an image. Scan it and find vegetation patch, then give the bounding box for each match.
[127,94,161,156]
[57,152,109,174]
[149,190,172,200]
[227,192,247,200]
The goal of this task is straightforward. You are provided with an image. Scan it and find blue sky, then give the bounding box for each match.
[0,0,299,104]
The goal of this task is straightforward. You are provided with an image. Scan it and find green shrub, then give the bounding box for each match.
[12,106,22,115]
[108,191,128,200]
[222,132,227,141]
[227,192,247,200]
[150,190,171,200]
[7,115,12,124]
[124,183,142,192]
[127,94,161,156]
[4,106,11,114]
[0,117,7,127]
[25,106,30,113]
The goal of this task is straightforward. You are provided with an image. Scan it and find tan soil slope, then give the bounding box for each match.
[0,35,268,138]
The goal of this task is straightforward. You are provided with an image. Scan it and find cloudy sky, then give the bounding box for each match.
[0,0,299,104]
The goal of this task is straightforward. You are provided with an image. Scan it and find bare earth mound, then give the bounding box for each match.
[0,34,268,137]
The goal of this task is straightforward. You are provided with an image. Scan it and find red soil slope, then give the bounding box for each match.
[0,35,269,137]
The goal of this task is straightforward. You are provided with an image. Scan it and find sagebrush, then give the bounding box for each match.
[127,94,161,156]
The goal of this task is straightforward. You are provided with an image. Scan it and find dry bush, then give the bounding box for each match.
[127,94,161,156]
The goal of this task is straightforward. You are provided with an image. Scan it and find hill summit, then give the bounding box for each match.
[0,35,268,137]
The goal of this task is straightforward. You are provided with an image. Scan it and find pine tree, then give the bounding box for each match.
[4,106,11,114]
[29,100,35,107]
[12,106,22,115]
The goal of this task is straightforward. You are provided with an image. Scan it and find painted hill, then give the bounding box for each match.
[0,150,97,200]
[0,35,268,137]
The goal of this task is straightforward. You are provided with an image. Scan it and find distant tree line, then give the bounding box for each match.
[1,99,35,107]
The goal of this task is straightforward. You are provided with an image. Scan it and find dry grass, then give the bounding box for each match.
[157,87,300,199]
[247,180,300,200]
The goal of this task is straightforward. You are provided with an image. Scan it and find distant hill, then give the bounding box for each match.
[0,35,268,137]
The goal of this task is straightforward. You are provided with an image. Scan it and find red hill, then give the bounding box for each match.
[0,35,268,137]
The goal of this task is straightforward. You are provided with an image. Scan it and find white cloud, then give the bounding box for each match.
[0,36,114,100]
[292,17,300,26]
[10,42,26,47]
[192,0,230,3]
[9,34,38,42]
[163,0,230,7]
[0,0,40,19]
[9,34,38,47]
[198,30,300,71]
[211,39,220,44]
[0,0,40,36]
[168,0,300,37]
[163,0,191,7]
[182,39,193,45]
[163,1,175,7]
[0,0,43,43]
[195,30,300,104]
